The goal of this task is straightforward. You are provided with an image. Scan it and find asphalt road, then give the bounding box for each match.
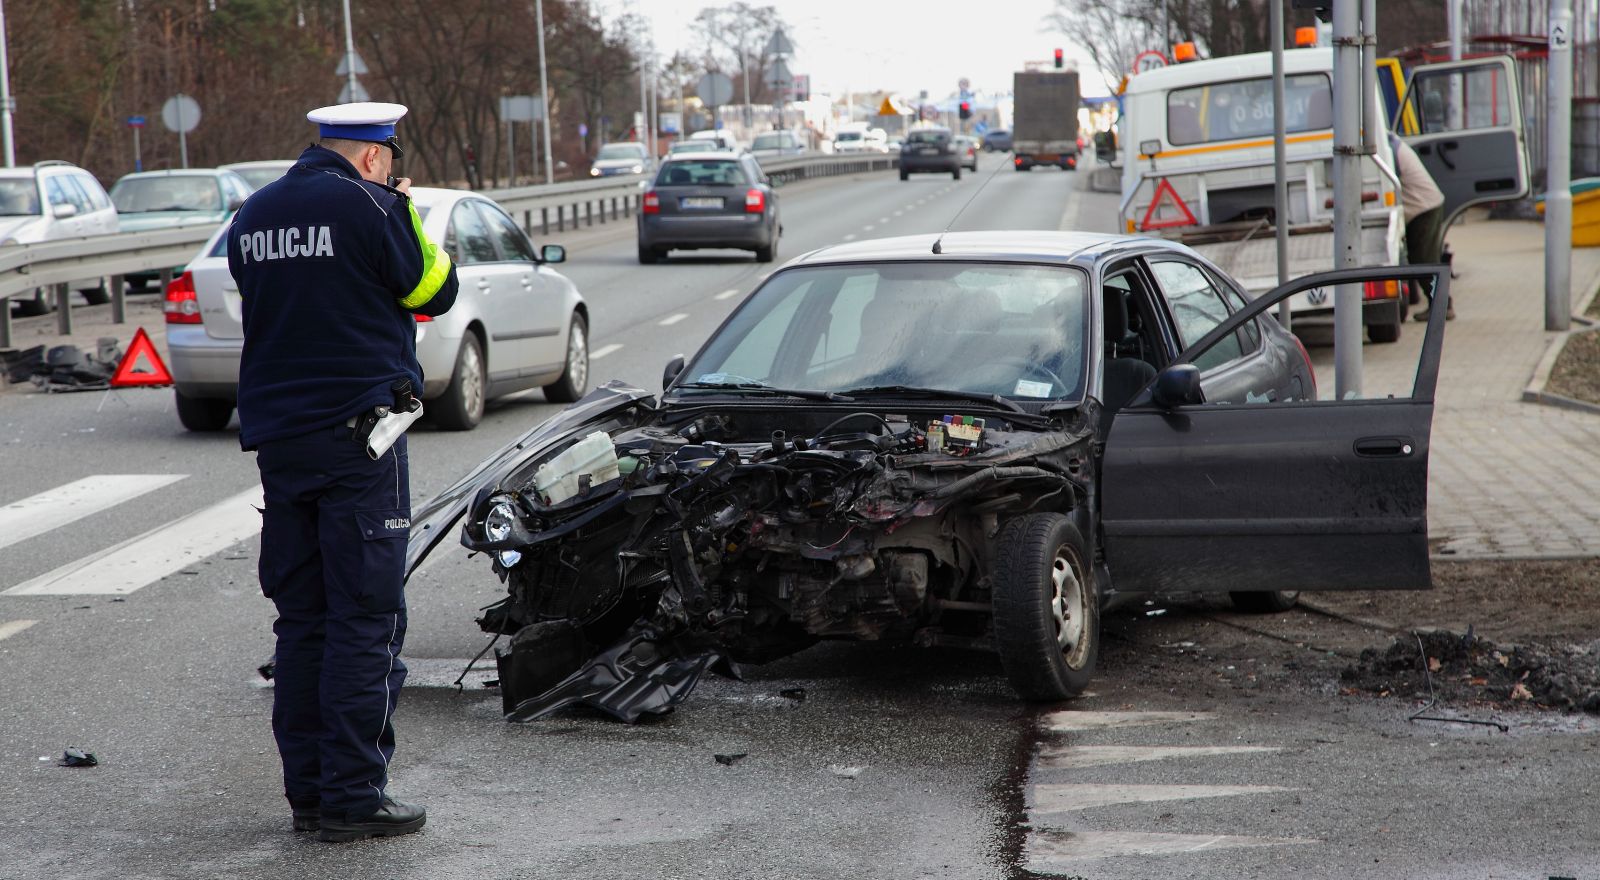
[2,160,1597,880]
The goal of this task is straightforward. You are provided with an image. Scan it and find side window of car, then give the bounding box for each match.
[1148,259,1245,372]
[44,176,72,209]
[1209,269,1262,350]
[58,176,95,214]
[74,174,111,211]
[448,201,500,265]
[474,201,538,263]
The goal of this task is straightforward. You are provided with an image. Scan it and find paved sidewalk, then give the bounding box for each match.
[1420,218,1600,557]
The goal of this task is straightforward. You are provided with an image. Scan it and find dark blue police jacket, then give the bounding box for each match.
[227,145,458,450]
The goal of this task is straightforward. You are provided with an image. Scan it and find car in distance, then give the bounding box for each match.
[589,142,652,178]
[953,135,980,172]
[164,186,590,433]
[899,127,962,180]
[982,129,1013,152]
[669,140,730,156]
[0,160,119,316]
[637,153,780,264]
[687,130,741,152]
[750,130,806,159]
[111,168,254,291]
[405,230,1450,721]
[220,160,297,190]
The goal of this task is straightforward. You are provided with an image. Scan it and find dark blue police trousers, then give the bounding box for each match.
[255,424,410,820]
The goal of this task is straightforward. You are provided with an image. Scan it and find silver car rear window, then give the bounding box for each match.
[656,160,749,187]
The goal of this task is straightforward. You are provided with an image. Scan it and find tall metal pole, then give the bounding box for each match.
[1447,0,1464,130]
[177,95,189,169]
[639,56,648,145]
[649,70,659,159]
[1546,0,1574,331]
[0,0,15,167]
[1332,0,1363,399]
[340,0,358,102]
[1360,0,1377,154]
[535,0,554,185]
[742,44,752,129]
[1270,0,1291,331]
[1449,0,1463,61]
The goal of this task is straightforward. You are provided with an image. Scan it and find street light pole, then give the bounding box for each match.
[0,0,16,167]
[1331,0,1364,399]
[535,0,554,184]
[340,0,358,103]
[1547,0,1574,331]
[1270,0,1290,329]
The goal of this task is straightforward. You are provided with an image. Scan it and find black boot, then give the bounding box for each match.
[291,806,320,832]
[318,796,426,843]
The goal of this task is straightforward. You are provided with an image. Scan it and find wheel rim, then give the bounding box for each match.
[1049,546,1089,666]
[462,342,484,418]
[566,321,588,392]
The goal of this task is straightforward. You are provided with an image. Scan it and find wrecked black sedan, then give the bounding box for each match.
[406,231,1449,722]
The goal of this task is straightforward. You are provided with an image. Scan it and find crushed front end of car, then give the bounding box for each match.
[421,381,1098,723]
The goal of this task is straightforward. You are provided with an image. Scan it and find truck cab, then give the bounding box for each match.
[1117,48,1527,343]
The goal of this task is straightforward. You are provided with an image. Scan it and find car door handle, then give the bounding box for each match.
[1437,140,1459,171]
[476,279,492,291]
[1354,436,1415,457]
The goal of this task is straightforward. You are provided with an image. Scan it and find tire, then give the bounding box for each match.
[1367,320,1402,344]
[1229,590,1301,614]
[174,390,234,432]
[80,282,110,306]
[899,169,909,181]
[432,333,486,430]
[637,244,658,264]
[993,513,1099,701]
[542,312,589,403]
[952,167,962,180]
[754,242,776,263]
[1016,164,1031,172]
[12,290,50,317]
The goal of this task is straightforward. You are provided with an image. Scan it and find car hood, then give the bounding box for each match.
[0,216,46,243]
[591,159,645,171]
[116,212,226,232]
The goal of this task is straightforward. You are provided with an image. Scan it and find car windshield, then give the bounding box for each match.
[680,262,1090,401]
[655,160,748,187]
[0,179,40,216]
[596,144,643,161]
[751,133,789,149]
[230,167,288,189]
[111,177,222,213]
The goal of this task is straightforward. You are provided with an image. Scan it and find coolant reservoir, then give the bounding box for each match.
[533,431,620,505]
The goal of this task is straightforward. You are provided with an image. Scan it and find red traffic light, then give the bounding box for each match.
[1054,48,1064,69]
[959,101,972,120]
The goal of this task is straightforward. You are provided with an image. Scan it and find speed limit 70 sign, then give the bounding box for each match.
[1132,50,1169,74]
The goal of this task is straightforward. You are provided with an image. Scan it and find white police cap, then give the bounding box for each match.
[307,102,409,156]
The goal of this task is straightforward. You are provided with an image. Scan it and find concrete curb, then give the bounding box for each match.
[1519,265,1600,414]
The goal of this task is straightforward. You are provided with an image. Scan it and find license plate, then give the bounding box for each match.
[917,147,937,155]
[681,197,723,209]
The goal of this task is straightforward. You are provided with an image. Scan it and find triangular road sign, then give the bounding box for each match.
[878,97,898,116]
[1139,177,1198,231]
[110,327,173,387]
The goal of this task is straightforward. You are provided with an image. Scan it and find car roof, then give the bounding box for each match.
[115,169,231,181]
[662,152,744,162]
[1126,47,1332,95]
[222,160,296,170]
[784,230,1194,269]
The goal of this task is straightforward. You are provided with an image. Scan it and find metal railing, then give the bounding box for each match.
[0,152,897,349]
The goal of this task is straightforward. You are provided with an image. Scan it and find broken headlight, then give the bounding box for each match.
[485,501,519,544]
[496,549,523,568]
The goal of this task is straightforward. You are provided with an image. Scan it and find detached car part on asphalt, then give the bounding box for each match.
[407,231,1451,723]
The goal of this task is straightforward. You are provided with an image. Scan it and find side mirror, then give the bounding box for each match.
[540,244,566,264]
[51,203,78,219]
[1151,364,1203,409]
[662,354,685,390]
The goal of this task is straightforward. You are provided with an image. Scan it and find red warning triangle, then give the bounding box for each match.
[1139,178,1198,231]
[110,327,173,387]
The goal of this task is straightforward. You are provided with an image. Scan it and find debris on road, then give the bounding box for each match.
[714,753,748,766]
[257,657,275,680]
[1341,629,1600,713]
[779,687,807,703]
[20,340,123,392]
[58,748,98,768]
[827,764,866,779]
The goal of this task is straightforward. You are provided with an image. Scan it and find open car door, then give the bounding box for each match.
[1398,56,1529,225]
[1100,264,1449,594]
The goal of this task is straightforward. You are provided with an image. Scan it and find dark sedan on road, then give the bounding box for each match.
[637,153,780,264]
[982,129,1013,152]
[406,231,1449,722]
[899,127,962,180]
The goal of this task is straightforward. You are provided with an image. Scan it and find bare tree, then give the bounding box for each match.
[1043,0,1157,93]
[690,2,787,104]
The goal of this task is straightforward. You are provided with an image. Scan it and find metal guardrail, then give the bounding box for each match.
[0,153,898,349]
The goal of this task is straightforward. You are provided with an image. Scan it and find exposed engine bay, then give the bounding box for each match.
[408,382,1096,722]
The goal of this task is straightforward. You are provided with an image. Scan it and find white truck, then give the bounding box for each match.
[1118,47,1528,342]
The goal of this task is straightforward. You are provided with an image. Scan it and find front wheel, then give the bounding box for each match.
[952,167,962,180]
[754,242,776,263]
[637,244,659,264]
[899,169,909,181]
[1229,591,1301,613]
[993,513,1099,701]
[175,391,234,431]
[12,290,49,317]
[81,282,110,306]
[432,333,486,430]
[542,313,590,403]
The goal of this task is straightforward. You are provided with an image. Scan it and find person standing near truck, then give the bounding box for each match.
[1389,132,1452,321]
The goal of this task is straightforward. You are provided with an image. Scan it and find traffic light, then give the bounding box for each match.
[959,101,972,121]
[1054,48,1064,69]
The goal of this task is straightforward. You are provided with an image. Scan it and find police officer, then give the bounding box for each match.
[228,102,458,842]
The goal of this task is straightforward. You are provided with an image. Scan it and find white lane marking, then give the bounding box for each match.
[0,619,38,641]
[893,210,904,216]
[862,224,875,231]
[714,288,741,300]
[1031,783,1295,813]
[0,475,187,552]
[658,313,689,326]
[4,487,264,596]
[842,233,857,241]
[878,216,890,223]
[590,343,624,360]
[1028,830,1317,862]
[1037,745,1280,770]
[1042,710,1214,732]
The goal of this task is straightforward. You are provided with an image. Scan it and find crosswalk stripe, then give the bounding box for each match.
[0,619,38,641]
[1037,745,1280,769]
[4,486,264,596]
[1032,783,1294,813]
[0,475,186,552]
[1028,830,1317,862]
[1043,710,1214,732]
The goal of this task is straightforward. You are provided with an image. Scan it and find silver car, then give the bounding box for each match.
[164,186,590,432]
[220,160,297,190]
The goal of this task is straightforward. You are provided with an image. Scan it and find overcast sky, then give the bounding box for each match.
[597,0,1108,99]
